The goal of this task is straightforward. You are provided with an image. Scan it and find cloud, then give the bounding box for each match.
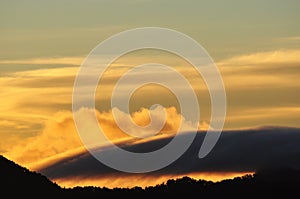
[53,171,249,189]
[38,126,300,188]
[4,111,83,165]
[281,36,300,41]
[225,106,300,130]
[218,49,300,67]
[0,120,20,128]
[1,49,300,170]
[4,106,206,169]
[216,49,300,90]
[0,57,84,66]
[0,49,299,125]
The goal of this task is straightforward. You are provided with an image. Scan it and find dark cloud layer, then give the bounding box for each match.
[40,126,300,179]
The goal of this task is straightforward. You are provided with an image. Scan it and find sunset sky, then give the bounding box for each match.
[1,0,300,188]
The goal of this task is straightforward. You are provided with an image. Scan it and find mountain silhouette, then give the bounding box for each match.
[1,155,300,198]
[0,155,61,197]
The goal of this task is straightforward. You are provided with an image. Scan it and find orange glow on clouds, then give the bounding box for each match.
[0,49,299,189]
[5,106,208,169]
[53,172,254,189]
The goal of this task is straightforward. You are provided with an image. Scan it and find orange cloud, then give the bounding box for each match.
[53,172,253,189]
[1,48,300,169]
[4,106,207,170]
[0,57,84,65]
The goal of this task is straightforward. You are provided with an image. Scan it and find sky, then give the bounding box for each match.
[0,0,300,188]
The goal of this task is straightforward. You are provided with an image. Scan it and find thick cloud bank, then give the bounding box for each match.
[40,126,300,179]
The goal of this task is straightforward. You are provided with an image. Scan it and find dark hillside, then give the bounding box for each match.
[1,155,300,199]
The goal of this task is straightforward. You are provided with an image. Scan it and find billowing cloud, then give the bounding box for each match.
[1,49,300,171]
[38,126,300,188]
[0,49,299,136]
[4,106,207,169]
